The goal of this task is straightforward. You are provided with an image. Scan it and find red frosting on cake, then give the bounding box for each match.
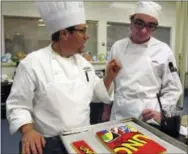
[96,125,166,154]
[72,140,96,154]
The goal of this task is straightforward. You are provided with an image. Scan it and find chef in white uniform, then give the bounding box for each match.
[6,1,121,154]
[103,1,182,123]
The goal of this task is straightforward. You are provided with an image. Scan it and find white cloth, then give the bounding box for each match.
[134,0,162,21]
[179,126,188,136]
[6,44,110,137]
[109,37,182,121]
[36,1,86,34]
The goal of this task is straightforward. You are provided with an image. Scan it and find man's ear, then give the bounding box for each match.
[60,29,69,40]
[130,22,134,30]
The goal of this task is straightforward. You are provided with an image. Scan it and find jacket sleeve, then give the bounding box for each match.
[6,62,36,134]
[91,74,112,104]
[104,43,117,103]
[160,50,183,115]
[92,43,118,104]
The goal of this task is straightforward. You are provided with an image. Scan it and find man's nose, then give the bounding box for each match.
[141,27,147,33]
[85,34,89,40]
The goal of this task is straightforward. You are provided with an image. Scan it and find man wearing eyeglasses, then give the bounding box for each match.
[103,1,182,124]
[6,1,121,154]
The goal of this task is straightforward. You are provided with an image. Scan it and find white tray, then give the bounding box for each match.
[60,117,188,153]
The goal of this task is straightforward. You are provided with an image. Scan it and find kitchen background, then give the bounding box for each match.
[1,1,188,154]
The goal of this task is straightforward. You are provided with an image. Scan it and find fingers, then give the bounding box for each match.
[115,59,121,68]
[108,59,116,64]
[143,109,152,115]
[108,59,121,67]
[107,60,116,69]
[113,59,121,68]
[108,59,121,73]
[35,139,43,154]
[142,109,154,121]
[41,136,46,148]
[35,136,46,154]
[142,109,161,122]
[30,141,38,154]
[22,141,26,154]
[113,65,121,72]
[22,140,41,154]
[22,140,31,154]
[21,134,45,154]
[143,113,153,121]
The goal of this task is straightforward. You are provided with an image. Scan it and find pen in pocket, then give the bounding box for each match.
[85,71,89,82]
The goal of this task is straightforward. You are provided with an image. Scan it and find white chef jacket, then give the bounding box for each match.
[108,37,182,121]
[6,44,110,137]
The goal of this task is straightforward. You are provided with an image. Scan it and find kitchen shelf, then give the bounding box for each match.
[91,61,106,65]
[1,63,16,67]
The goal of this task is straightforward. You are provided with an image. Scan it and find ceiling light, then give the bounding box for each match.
[38,19,43,22]
[38,23,46,27]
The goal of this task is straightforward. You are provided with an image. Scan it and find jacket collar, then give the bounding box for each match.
[128,36,161,48]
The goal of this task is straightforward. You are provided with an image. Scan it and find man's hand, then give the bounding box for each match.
[102,111,111,122]
[21,124,45,154]
[106,59,121,80]
[102,104,112,122]
[142,109,161,122]
[104,59,121,90]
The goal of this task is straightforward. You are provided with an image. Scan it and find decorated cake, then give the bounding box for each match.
[96,124,166,154]
[72,140,96,154]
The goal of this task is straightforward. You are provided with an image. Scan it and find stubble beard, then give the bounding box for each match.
[77,48,85,54]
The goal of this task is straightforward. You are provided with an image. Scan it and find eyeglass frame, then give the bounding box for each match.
[72,28,88,34]
[131,18,158,31]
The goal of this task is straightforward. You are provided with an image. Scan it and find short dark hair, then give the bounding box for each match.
[51,31,60,42]
[130,14,136,21]
[51,26,76,42]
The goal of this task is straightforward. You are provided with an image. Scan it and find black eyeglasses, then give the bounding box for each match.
[72,28,88,34]
[133,19,158,31]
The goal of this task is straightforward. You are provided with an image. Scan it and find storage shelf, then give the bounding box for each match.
[91,61,106,65]
[1,63,16,67]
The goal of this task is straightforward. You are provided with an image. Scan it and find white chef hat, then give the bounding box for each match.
[36,1,86,35]
[134,0,162,22]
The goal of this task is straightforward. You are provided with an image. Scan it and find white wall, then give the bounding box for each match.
[186,29,188,88]
[187,29,188,73]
